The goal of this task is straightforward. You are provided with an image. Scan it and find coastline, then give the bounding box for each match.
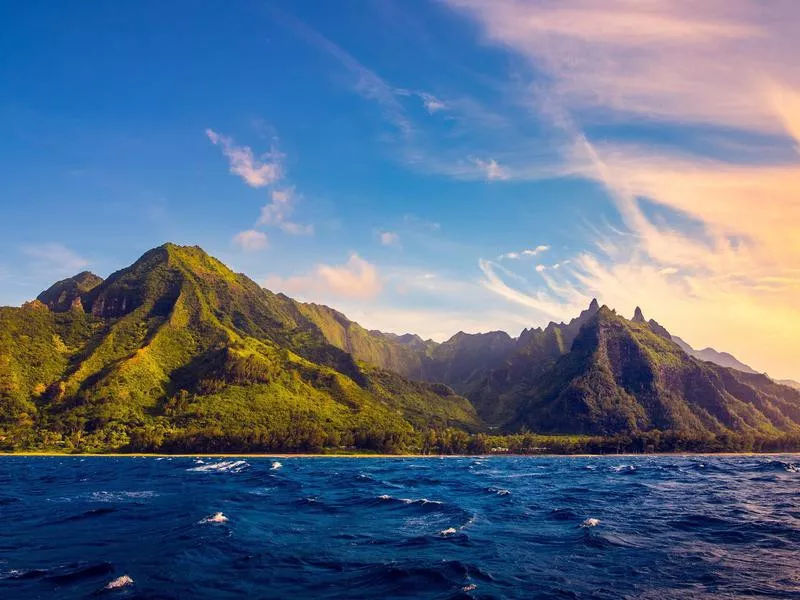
[1,451,797,458]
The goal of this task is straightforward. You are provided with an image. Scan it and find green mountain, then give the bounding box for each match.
[1,243,798,453]
[0,244,479,453]
[37,271,104,312]
[301,300,800,437]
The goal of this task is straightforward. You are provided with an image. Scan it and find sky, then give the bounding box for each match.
[1,1,799,380]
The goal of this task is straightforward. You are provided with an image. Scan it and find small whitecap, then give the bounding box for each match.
[462,583,477,592]
[199,512,228,524]
[104,575,134,589]
[440,527,457,536]
[271,461,282,470]
[378,494,392,501]
[581,518,600,528]
[188,460,249,473]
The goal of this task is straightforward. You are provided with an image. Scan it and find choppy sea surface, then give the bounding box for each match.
[1,456,798,599]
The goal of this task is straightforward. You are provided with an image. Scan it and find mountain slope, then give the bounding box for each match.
[0,244,480,452]
[293,296,800,436]
[671,336,759,375]
[37,272,103,312]
[508,307,800,435]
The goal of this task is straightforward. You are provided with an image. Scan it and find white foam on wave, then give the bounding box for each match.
[187,460,249,473]
[376,494,443,506]
[440,527,457,536]
[611,465,636,473]
[271,461,282,470]
[581,518,600,528]
[199,512,229,524]
[488,487,511,496]
[104,575,134,589]
[462,583,477,592]
[91,491,157,502]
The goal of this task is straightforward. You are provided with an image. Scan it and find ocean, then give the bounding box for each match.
[1,455,798,599]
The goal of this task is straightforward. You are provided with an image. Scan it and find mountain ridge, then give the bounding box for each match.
[1,243,798,453]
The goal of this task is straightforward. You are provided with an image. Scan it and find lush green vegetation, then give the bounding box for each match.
[0,244,481,454]
[1,243,798,455]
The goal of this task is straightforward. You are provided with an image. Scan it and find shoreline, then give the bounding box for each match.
[1,451,797,458]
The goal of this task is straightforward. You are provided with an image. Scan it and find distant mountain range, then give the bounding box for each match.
[1,244,798,452]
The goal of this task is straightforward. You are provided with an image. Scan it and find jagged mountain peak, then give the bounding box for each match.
[632,306,646,323]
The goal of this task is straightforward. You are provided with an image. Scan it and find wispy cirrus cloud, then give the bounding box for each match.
[444,0,800,133]
[276,9,576,183]
[22,243,89,275]
[444,0,800,378]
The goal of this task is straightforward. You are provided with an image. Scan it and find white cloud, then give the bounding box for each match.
[232,230,268,252]
[500,245,550,260]
[444,0,800,133]
[22,243,88,275]
[471,157,510,181]
[523,245,550,256]
[264,253,382,300]
[257,188,313,235]
[379,231,400,247]
[535,264,546,273]
[445,0,800,379]
[205,129,282,188]
[419,92,447,114]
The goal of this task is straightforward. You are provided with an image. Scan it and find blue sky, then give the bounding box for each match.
[2,1,799,379]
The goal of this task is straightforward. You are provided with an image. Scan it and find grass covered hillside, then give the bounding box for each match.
[0,244,480,453]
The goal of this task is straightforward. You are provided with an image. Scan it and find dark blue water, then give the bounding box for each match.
[1,456,798,599]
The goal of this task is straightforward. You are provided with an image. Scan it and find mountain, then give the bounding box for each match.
[671,336,759,375]
[0,244,479,453]
[505,307,800,435]
[302,300,800,436]
[1,243,798,454]
[778,379,800,391]
[37,271,104,312]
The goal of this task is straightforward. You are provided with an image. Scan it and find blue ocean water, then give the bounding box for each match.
[1,456,798,599]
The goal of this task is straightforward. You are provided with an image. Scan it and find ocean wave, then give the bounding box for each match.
[104,574,134,590]
[199,512,228,524]
[3,561,115,585]
[91,490,157,502]
[610,465,637,474]
[580,518,600,528]
[60,507,117,523]
[548,508,578,521]
[487,487,511,496]
[755,460,799,473]
[376,494,444,507]
[271,461,282,470]
[187,460,249,473]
